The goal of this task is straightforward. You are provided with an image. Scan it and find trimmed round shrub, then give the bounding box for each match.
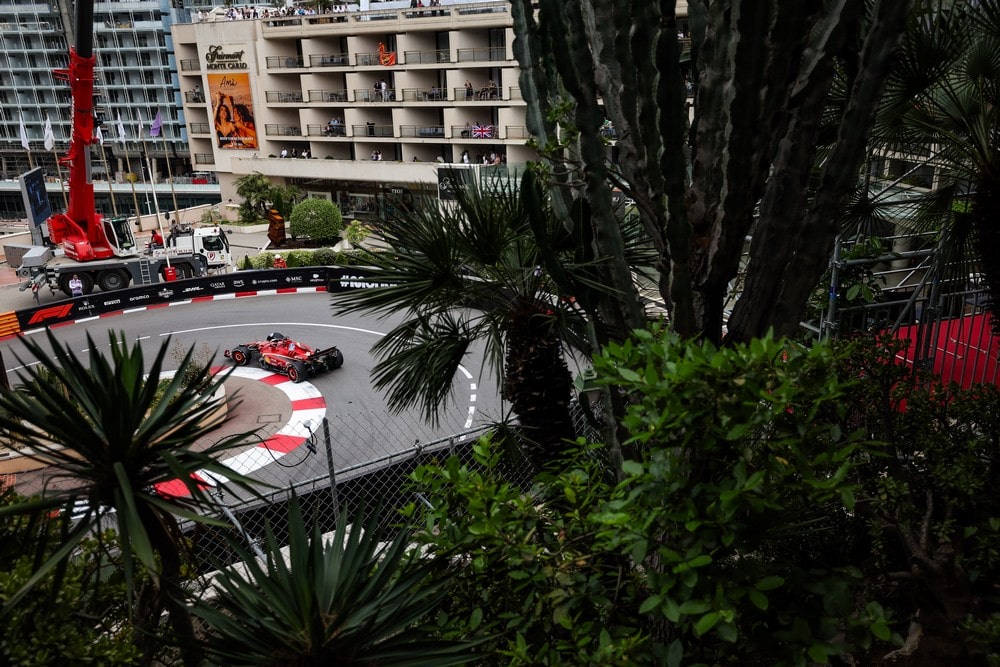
[287,199,344,244]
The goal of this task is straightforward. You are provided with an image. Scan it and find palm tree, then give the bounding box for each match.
[235,171,301,223]
[0,330,262,665]
[332,173,652,469]
[871,0,1000,328]
[194,499,478,665]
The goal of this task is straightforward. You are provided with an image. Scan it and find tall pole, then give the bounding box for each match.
[141,116,170,270]
[96,131,118,215]
[118,114,142,226]
[160,130,180,223]
[49,148,69,210]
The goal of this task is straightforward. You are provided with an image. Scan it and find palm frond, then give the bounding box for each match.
[195,499,479,665]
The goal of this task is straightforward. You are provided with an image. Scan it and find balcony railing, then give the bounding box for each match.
[193,153,214,165]
[265,55,305,70]
[264,124,303,137]
[308,52,349,67]
[505,125,529,139]
[401,87,448,102]
[456,46,506,63]
[189,122,211,135]
[400,124,446,138]
[353,88,397,103]
[353,123,394,138]
[184,90,206,104]
[307,89,349,103]
[355,52,378,66]
[453,85,501,101]
[307,123,348,138]
[265,90,304,103]
[507,86,522,101]
[178,58,200,72]
[402,49,450,64]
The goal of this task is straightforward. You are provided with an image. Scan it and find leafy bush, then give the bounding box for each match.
[288,199,344,243]
[311,247,338,266]
[344,219,371,246]
[284,249,313,267]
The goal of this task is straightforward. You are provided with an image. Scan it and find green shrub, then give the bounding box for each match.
[288,199,344,243]
[284,250,313,267]
[344,219,371,246]
[311,247,338,266]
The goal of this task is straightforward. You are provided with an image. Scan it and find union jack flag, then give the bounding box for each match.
[472,123,493,139]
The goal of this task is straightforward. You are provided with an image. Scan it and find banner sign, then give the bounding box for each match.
[14,267,383,331]
[207,60,258,150]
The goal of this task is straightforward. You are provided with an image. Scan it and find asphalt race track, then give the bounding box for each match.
[0,291,503,496]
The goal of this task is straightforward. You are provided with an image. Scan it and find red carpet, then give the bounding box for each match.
[893,313,999,388]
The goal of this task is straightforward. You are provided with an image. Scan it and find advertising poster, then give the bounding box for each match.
[208,72,258,150]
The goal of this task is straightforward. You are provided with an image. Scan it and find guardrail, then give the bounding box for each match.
[11,266,382,333]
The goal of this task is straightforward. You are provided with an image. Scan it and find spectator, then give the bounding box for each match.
[272,254,287,269]
[280,147,288,158]
[461,149,470,164]
[69,274,84,297]
[166,219,181,247]
[151,229,164,247]
[465,80,474,100]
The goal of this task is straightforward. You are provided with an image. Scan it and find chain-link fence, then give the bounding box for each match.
[189,411,518,570]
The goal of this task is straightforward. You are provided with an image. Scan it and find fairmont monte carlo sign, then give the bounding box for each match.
[205,45,248,70]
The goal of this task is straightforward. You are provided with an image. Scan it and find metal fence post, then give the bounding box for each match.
[322,418,340,522]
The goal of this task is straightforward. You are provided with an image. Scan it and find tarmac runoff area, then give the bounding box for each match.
[0,226,289,489]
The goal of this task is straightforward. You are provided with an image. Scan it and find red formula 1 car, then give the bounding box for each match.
[223,332,344,383]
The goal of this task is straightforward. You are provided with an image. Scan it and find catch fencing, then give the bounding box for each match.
[190,411,516,568]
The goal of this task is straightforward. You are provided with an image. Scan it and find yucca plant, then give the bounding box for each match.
[194,499,478,666]
[0,329,264,665]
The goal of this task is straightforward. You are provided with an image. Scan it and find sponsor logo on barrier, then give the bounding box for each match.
[338,275,395,290]
[233,280,245,288]
[182,286,204,293]
[252,278,279,286]
[284,276,303,283]
[103,299,121,306]
[27,303,74,326]
[158,289,174,299]
[129,294,152,303]
[210,282,226,289]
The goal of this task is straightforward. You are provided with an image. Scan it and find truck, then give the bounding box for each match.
[7,0,233,299]
[6,222,234,297]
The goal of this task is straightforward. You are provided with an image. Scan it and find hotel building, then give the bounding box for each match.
[171,1,534,221]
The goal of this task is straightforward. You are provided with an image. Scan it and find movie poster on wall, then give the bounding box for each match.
[207,72,258,150]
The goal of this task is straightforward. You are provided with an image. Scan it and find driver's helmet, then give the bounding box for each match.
[266,332,287,342]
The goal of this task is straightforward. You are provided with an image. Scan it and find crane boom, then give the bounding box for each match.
[47,0,119,261]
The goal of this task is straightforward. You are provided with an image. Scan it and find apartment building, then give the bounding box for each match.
[172,1,532,220]
[0,0,203,218]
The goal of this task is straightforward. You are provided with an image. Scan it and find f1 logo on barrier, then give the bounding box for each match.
[26,303,75,326]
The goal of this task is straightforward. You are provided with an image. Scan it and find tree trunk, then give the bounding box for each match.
[504,306,577,469]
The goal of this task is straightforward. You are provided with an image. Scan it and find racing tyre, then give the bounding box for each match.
[230,346,251,366]
[326,349,344,370]
[287,361,307,383]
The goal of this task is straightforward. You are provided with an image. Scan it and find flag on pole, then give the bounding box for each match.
[43,115,55,151]
[116,113,127,144]
[19,113,30,151]
[95,125,104,145]
[150,110,162,138]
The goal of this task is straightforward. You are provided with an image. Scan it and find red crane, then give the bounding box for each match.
[47,0,121,262]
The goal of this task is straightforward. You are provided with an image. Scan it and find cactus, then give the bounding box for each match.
[511,0,912,344]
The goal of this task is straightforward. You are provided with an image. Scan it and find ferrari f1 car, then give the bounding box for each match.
[223,332,344,383]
